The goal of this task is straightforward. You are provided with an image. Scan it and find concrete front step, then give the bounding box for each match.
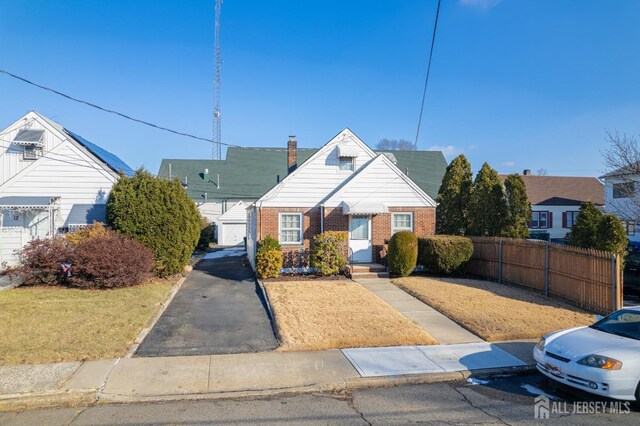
[349,263,386,273]
[351,272,390,279]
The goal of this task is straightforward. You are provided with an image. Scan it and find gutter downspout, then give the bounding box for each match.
[320,203,324,233]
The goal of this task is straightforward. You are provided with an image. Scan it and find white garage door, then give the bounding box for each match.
[221,223,246,246]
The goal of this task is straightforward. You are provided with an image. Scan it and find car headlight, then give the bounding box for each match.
[535,337,546,351]
[577,355,623,370]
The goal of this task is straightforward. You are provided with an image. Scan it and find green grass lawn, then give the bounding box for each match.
[0,281,174,365]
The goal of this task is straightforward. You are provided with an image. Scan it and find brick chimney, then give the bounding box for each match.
[287,135,297,174]
[523,169,532,176]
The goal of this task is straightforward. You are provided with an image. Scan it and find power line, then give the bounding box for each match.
[413,0,442,150]
[0,68,224,145]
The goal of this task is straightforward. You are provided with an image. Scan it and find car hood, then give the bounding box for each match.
[545,327,640,360]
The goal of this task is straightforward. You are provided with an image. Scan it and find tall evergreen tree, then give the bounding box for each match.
[595,214,628,256]
[436,155,473,235]
[468,162,508,236]
[106,170,201,277]
[566,201,603,248]
[504,174,532,238]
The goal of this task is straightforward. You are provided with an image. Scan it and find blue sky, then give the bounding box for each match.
[1,0,638,176]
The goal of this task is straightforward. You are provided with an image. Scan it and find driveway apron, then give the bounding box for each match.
[136,248,278,357]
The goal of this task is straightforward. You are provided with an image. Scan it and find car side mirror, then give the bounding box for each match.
[594,315,603,322]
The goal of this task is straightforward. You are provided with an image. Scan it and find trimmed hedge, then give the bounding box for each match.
[387,231,418,277]
[418,235,473,275]
[310,231,348,276]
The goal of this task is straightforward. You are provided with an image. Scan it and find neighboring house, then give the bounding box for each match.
[158,135,446,246]
[246,128,443,267]
[601,167,640,242]
[0,111,134,266]
[501,170,604,241]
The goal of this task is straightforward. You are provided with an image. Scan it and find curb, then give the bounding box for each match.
[0,364,536,411]
[0,389,97,412]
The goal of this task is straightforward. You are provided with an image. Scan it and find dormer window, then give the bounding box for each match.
[13,129,44,161]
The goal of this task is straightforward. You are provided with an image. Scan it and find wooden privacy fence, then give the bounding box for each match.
[468,237,623,315]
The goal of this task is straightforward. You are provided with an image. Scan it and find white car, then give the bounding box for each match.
[533,306,640,401]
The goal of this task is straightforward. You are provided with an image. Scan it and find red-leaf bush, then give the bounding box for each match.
[7,238,73,286]
[69,230,154,289]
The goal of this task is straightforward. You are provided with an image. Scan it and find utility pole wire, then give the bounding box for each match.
[413,0,442,149]
[0,68,220,145]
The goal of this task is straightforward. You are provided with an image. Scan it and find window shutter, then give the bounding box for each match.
[562,212,567,228]
[548,212,553,229]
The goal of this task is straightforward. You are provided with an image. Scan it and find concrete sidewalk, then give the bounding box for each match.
[0,341,536,411]
[355,278,483,345]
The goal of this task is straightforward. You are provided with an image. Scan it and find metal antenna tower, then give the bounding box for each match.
[212,0,222,160]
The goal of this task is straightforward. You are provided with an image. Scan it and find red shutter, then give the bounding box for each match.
[548,212,553,229]
[562,212,567,228]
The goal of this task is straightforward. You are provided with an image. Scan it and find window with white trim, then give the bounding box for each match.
[23,145,42,160]
[338,157,354,171]
[279,213,303,244]
[531,211,549,229]
[392,212,413,234]
[626,221,636,236]
[565,211,579,228]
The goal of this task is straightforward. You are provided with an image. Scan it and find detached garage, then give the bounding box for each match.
[217,201,247,246]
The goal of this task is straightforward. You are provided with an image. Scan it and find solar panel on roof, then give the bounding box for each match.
[65,130,135,177]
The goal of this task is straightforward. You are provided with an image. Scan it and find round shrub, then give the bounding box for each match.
[257,235,281,252]
[70,230,154,289]
[310,231,348,276]
[256,248,283,279]
[8,238,73,286]
[418,235,473,275]
[66,222,109,246]
[106,170,200,277]
[387,231,418,277]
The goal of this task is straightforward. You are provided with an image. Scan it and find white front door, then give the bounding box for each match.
[349,215,372,263]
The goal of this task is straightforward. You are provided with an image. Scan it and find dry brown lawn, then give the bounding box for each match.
[264,281,437,351]
[0,281,174,365]
[394,276,594,342]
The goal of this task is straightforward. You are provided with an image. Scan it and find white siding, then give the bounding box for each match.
[198,199,254,224]
[0,114,67,187]
[218,201,248,223]
[258,129,376,207]
[0,141,116,230]
[324,155,435,208]
[0,227,24,267]
[529,205,580,240]
[603,176,640,242]
[246,206,257,267]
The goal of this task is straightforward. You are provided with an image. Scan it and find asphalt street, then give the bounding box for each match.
[2,373,638,425]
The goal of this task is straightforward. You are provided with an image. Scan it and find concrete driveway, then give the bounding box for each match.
[136,247,278,357]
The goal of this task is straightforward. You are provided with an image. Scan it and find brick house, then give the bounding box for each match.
[246,128,440,268]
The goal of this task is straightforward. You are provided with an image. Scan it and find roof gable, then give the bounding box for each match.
[34,112,134,177]
[218,200,248,222]
[255,128,378,207]
[323,154,436,208]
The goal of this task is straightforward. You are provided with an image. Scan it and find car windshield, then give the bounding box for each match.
[590,310,640,341]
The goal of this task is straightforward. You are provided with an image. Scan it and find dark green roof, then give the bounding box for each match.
[158,148,446,201]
